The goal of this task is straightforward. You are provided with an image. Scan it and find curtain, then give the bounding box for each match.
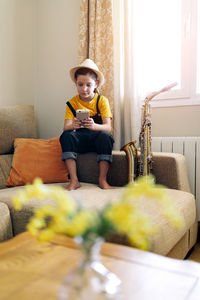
[79,0,114,121]
[113,0,141,149]
[79,0,141,150]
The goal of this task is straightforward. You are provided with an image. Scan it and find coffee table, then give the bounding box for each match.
[0,232,200,300]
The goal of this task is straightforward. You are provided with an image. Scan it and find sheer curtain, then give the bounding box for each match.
[113,0,141,149]
[78,0,114,120]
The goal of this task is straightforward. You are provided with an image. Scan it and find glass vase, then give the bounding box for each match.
[58,236,123,300]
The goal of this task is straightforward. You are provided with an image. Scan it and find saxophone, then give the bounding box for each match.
[121,82,177,181]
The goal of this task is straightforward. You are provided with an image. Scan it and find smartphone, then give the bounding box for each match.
[76,109,89,121]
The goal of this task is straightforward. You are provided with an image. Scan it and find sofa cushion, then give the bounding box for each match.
[6,137,69,186]
[0,183,196,256]
[0,155,13,189]
[0,105,37,155]
[0,202,13,242]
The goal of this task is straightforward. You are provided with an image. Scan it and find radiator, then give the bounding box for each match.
[151,137,200,220]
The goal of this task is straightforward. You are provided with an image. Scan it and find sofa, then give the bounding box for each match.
[0,104,198,259]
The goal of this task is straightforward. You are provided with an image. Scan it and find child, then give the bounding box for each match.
[60,59,114,190]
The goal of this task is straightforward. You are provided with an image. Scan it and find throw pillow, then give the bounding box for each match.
[6,137,69,186]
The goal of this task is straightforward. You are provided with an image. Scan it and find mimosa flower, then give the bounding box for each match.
[13,190,28,210]
[37,228,55,242]
[63,211,96,237]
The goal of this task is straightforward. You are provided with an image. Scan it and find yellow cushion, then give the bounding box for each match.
[6,137,69,186]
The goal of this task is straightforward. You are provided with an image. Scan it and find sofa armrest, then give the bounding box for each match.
[152,152,191,192]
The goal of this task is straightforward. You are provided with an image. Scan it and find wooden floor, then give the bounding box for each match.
[187,243,200,262]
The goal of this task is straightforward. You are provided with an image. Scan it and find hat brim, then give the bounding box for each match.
[70,66,104,87]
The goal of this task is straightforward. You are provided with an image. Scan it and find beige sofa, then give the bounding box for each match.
[0,105,197,259]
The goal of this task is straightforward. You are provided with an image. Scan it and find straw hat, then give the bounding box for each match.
[69,58,104,87]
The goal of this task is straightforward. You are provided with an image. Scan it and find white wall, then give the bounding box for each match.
[35,0,80,138]
[0,0,36,106]
[0,0,80,139]
[152,105,200,137]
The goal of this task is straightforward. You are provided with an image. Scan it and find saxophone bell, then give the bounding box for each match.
[121,82,177,181]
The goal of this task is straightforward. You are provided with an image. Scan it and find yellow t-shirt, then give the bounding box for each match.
[65,93,112,120]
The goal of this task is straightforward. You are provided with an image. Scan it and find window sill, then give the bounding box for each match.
[150,97,200,108]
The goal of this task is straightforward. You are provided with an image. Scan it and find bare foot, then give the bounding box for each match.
[66,180,81,191]
[99,180,113,189]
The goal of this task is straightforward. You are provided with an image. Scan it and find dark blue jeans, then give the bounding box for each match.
[60,129,114,163]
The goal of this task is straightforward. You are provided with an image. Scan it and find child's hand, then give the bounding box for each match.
[82,118,95,130]
[73,118,82,129]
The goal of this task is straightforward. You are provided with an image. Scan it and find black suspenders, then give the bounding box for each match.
[96,93,101,115]
[66,101,76,117]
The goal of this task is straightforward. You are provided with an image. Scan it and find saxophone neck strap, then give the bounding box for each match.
[120,140,138,183]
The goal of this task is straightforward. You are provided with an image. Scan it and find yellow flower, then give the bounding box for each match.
[13,190,30,210]
[161,200,184,228]
[122,176,184,230]
[105,202,136,232]
[128,232,150,250]
[50,213,70,234]
[63,211,95,237]
[104,200,157,248]
[37,229,55,242]
[26,217,45,237]
[25,178,49,199]
[126,177,170,205]
[54,192,77,214]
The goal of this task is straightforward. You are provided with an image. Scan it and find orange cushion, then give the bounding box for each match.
[6,137,69,186]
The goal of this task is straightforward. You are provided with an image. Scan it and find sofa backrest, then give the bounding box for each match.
[0,105,37,155]
[0,105,37,188]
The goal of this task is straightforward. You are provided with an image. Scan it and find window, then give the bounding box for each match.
[197,0,200,93]
[131,0,200,107]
